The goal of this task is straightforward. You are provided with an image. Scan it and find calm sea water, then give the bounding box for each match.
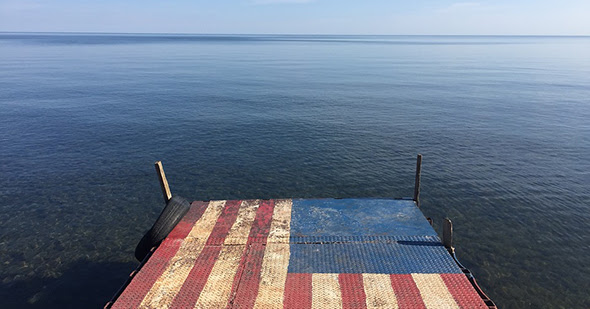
[0,33,589,308]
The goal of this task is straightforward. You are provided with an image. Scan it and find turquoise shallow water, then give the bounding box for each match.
[0,34,589,308]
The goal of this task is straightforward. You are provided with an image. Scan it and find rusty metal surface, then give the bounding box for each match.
[111,198,489,308]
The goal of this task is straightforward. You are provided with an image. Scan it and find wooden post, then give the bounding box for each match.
[443,218,454,254]
[155,161,172,203]
[413,154,422,207]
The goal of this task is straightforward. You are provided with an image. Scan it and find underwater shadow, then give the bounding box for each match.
[0,259,137,309]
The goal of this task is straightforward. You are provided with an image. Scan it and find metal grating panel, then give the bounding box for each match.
[288,241,462,274]
[111,198,489,309]
[290,199,437,237]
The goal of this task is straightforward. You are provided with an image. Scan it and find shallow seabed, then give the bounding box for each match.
[0,34,589,308]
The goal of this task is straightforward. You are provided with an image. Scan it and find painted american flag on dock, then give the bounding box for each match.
[111,199,489,308]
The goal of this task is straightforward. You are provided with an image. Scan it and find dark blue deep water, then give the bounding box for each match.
[1,34,589,308]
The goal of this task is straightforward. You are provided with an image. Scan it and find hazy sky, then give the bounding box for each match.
[1,0,589,35]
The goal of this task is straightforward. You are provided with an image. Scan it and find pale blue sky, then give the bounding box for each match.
[1,0,589,35]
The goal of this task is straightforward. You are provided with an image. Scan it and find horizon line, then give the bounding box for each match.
[1,31,590,37]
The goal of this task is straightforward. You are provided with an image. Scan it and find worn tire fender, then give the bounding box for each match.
[135,196,190,261]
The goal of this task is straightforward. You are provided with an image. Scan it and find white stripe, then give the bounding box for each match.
[253,199,293,308]
[412,273,460,309]
[194,200,260,308]
[140,200,226,309]
[312,273,343,309]
[363,273,398,309]
[267,199,293,243]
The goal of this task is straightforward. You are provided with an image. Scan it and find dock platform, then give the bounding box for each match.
[109,198,491,308]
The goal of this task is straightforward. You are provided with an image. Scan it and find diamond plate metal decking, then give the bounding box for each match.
[109,198,491,308]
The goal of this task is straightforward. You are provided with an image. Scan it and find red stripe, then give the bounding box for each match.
[168,201,209,239]
[390,274,427,309]
[168,200,243,308]
[206,200,244,245]
[440,274,488,309]
[245,199,276,242]
[112,201,208,309]
[283,273,312,309]
[339,273,367,309]
[226,200,276,308]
